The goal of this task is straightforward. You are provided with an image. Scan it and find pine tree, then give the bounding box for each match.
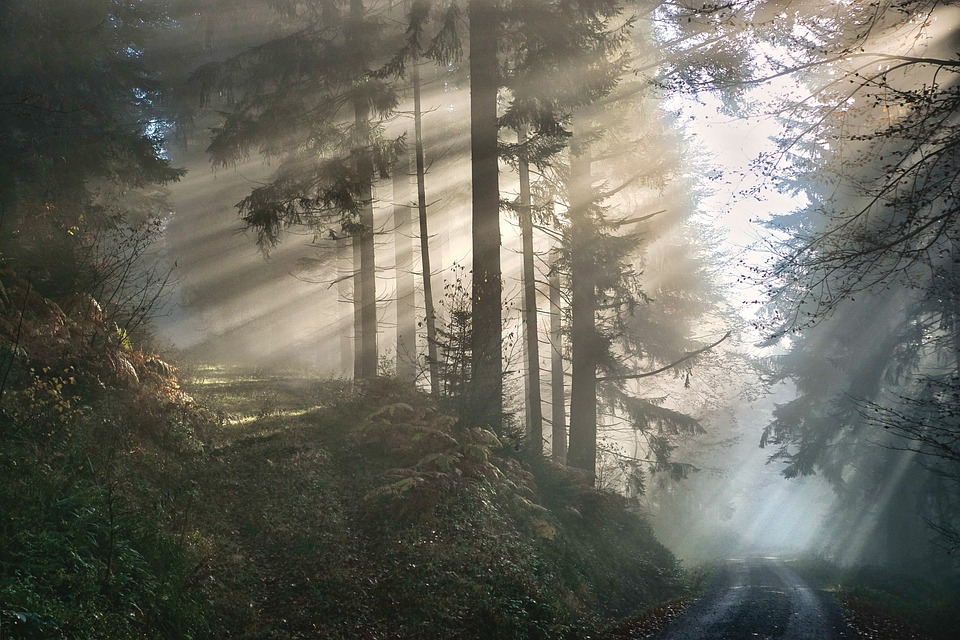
[0,0,183,310]
[194,0,402,379]
[558,12,727,483]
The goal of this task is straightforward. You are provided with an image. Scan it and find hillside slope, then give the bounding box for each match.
[184,370,687,639]
[0,273,688,638]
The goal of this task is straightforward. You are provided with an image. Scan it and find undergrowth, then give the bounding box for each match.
[1,270,689,638]
[185,376,688,639]
[790,555,960,640]
[1,271,212,638]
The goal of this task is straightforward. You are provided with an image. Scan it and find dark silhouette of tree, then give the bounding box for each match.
[467,0,504,427]
[0,0,183,314]
[566,131,603,477]
[674,0,960,564]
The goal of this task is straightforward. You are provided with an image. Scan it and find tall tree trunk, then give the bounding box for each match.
[951,245,960,381]
[413,62,440,395]
[567,136,598,482]
[518,125,543,453]
[355,105,379,378]
[550,247,567,463]
[352,234,363,379]
[393,147,416,382]
[338,238,354,376]
[468,0,503,427]
[352,0,378,379]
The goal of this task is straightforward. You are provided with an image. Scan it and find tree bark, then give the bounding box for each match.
[550,247,567,463]
[338,238,354,376]
[352,234,364,379]
[468,0,503,427]
[567,135,598,482]
[357,146,378,378]
[393,146,416,382]
[353,0,378,379]
[413,62,441,395]
[518,125,543,453]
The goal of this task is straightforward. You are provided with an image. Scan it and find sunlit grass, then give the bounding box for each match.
[222,406,329,426]
[178,364,350,433]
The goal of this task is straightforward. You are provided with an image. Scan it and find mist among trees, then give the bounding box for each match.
[2,1,960,638]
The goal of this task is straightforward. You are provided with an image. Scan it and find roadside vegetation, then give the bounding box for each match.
[0,274,213,639]
[178,367,689,638]
[791,556,960,640]
[1,275,691,638]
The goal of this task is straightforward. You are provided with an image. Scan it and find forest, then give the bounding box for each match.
[2,0,960,638]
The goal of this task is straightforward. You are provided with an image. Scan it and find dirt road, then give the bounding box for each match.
[652,557,848,640]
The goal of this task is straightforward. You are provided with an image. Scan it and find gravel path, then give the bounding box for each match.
[650,557,848,640]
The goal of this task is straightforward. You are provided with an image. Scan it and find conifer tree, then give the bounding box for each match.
[194,0,402,379]
[467,0,503,426]
[377,0,460,394]
[0,0,183,310]
[677,0,960,561]
[557,12,727,483]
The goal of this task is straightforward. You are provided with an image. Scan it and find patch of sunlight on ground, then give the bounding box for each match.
[184,364,330,385]
[224,405,328,426]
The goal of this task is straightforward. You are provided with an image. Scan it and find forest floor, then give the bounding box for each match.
[177,365,689,638]
[178,366,956,640]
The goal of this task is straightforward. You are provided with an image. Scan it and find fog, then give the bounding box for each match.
[11,5,960,640]
[145,1,960,578]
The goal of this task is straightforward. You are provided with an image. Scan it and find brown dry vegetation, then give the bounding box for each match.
[1,273,690,639]
[181,372,688,638]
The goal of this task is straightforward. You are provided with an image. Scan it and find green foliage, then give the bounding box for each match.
[193,0,402,248]
[0,0,183,303]
[791,556,960,640]
[181,374,686,639]
[0,456,207,640]
[1,275,212,639]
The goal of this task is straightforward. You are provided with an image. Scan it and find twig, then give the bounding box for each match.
[597,332,731,382]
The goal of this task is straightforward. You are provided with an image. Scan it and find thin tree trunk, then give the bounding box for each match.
[413,62,440,395]
[518,125,543,454]
[356,107,379,379]
[393,147,416,382]
[550,248,567,463]
[352,0,378,379]
[352,234,363,379]
[951,245,960,381]
[567,135,598,482]
[468,0,503,427]
[338,239,353,376]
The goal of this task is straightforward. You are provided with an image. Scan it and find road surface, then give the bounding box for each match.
[652,557,848,640]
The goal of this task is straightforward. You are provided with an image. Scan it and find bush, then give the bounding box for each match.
[1,273,212,639]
